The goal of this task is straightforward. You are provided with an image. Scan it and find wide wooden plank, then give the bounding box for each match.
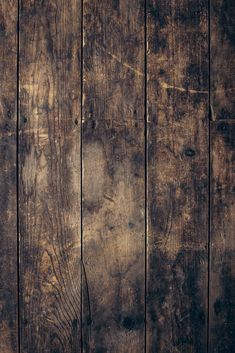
[211,0,235,120]
[19,1,82,352]
[82,1,145,352]
[147,1,209,352]
[0,2,18,353]
[209,1,235,351]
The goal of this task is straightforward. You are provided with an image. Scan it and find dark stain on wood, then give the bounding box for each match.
[209,3,235,349]
[216,121,235,149]
[147,0,209,352]
[148,250,207,353]
[212,259,235,353]
[211,0,235,119]
[216,0,235,47]
[210,120,235,353]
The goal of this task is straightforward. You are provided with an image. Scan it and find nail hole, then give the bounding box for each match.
[184,148,195,157]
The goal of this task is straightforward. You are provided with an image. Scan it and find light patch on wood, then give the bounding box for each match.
[0,321,13,353]
[22,147,37,196]
[83,142,106,205]
[37,152,48,193]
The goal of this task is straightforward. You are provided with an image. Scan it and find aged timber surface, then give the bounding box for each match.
[147,0,209,352]
[210,0,235,352]
[82,0,145,352]
[0,0,234,352]
[210,121,235,353]
[211,0,235,120]
[19,1,82,352]
[0,2,18,353]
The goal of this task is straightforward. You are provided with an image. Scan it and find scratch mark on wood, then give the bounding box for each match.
[161,81,209,94]
[97,43,144,77]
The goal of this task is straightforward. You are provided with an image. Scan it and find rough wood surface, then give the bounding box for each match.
[19,1,82,352]
[147,1,209,352]
[210,121,235,353]
[0,1,234,352]
[209,1,235,351]
[82,1,145,352]
[211,0,235,119]
[0,2,18,353]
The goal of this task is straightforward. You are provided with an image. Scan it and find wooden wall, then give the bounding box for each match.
[0,1,234,352]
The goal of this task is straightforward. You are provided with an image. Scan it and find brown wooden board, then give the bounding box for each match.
[211,0,235,120]
[147,0,209,352]
[1,0,234,352]
[0,2,18,353]
[19,1,82,352]
[82,1,146,352]
[209,1,235,351]
[209,120,235,353]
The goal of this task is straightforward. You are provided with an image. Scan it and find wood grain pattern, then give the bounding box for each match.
[19,1,82,352]
[0,2,18,353]
[82,1,145,352]
[209,1,235,351]
[211,0,235,119]
[210,121,235,353]
[147,0,209,352]
[0,1,234,352]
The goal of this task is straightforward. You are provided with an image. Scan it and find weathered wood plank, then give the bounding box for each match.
[147,0,209,352]
[0,2,18,353]
[211,0,235,120]
[19,1,82,352]
[210,121,235,353]
[82,1,145,352]
[209,1,235,351]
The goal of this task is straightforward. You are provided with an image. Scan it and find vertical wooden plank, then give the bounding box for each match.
[211,0,235,120]
[82,1,145,352]
[147,0,209,352]
[0,2,18,353]
[210,121,235,353]
[19,1,82,352]
[210,1,235,351]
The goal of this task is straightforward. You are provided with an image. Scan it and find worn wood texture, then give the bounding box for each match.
[209,1,235,351]
[0,2,18,353]
[211,0,235,120]
[147,0,209,352]
[82,1,145,352]
[19,1,82,352]
[210,121,235,353]
[0,0,234,352]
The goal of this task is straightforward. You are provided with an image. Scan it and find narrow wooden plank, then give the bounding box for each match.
[19,1,82,352]
[209,1,235,351]
[82,1,145,352]
[211,0,235,120]
[147,1,209,352]
[210,121,235,353]
[0,2,18,353]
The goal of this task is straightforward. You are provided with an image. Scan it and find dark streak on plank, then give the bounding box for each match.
[210,121,235,353]
[209,1,235,351]
[0,2,18,353]
[210,72,235,352]
[147,0,209,352]
[19,1,82,352]
[82,1,145,352]
[211,0,235,119]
